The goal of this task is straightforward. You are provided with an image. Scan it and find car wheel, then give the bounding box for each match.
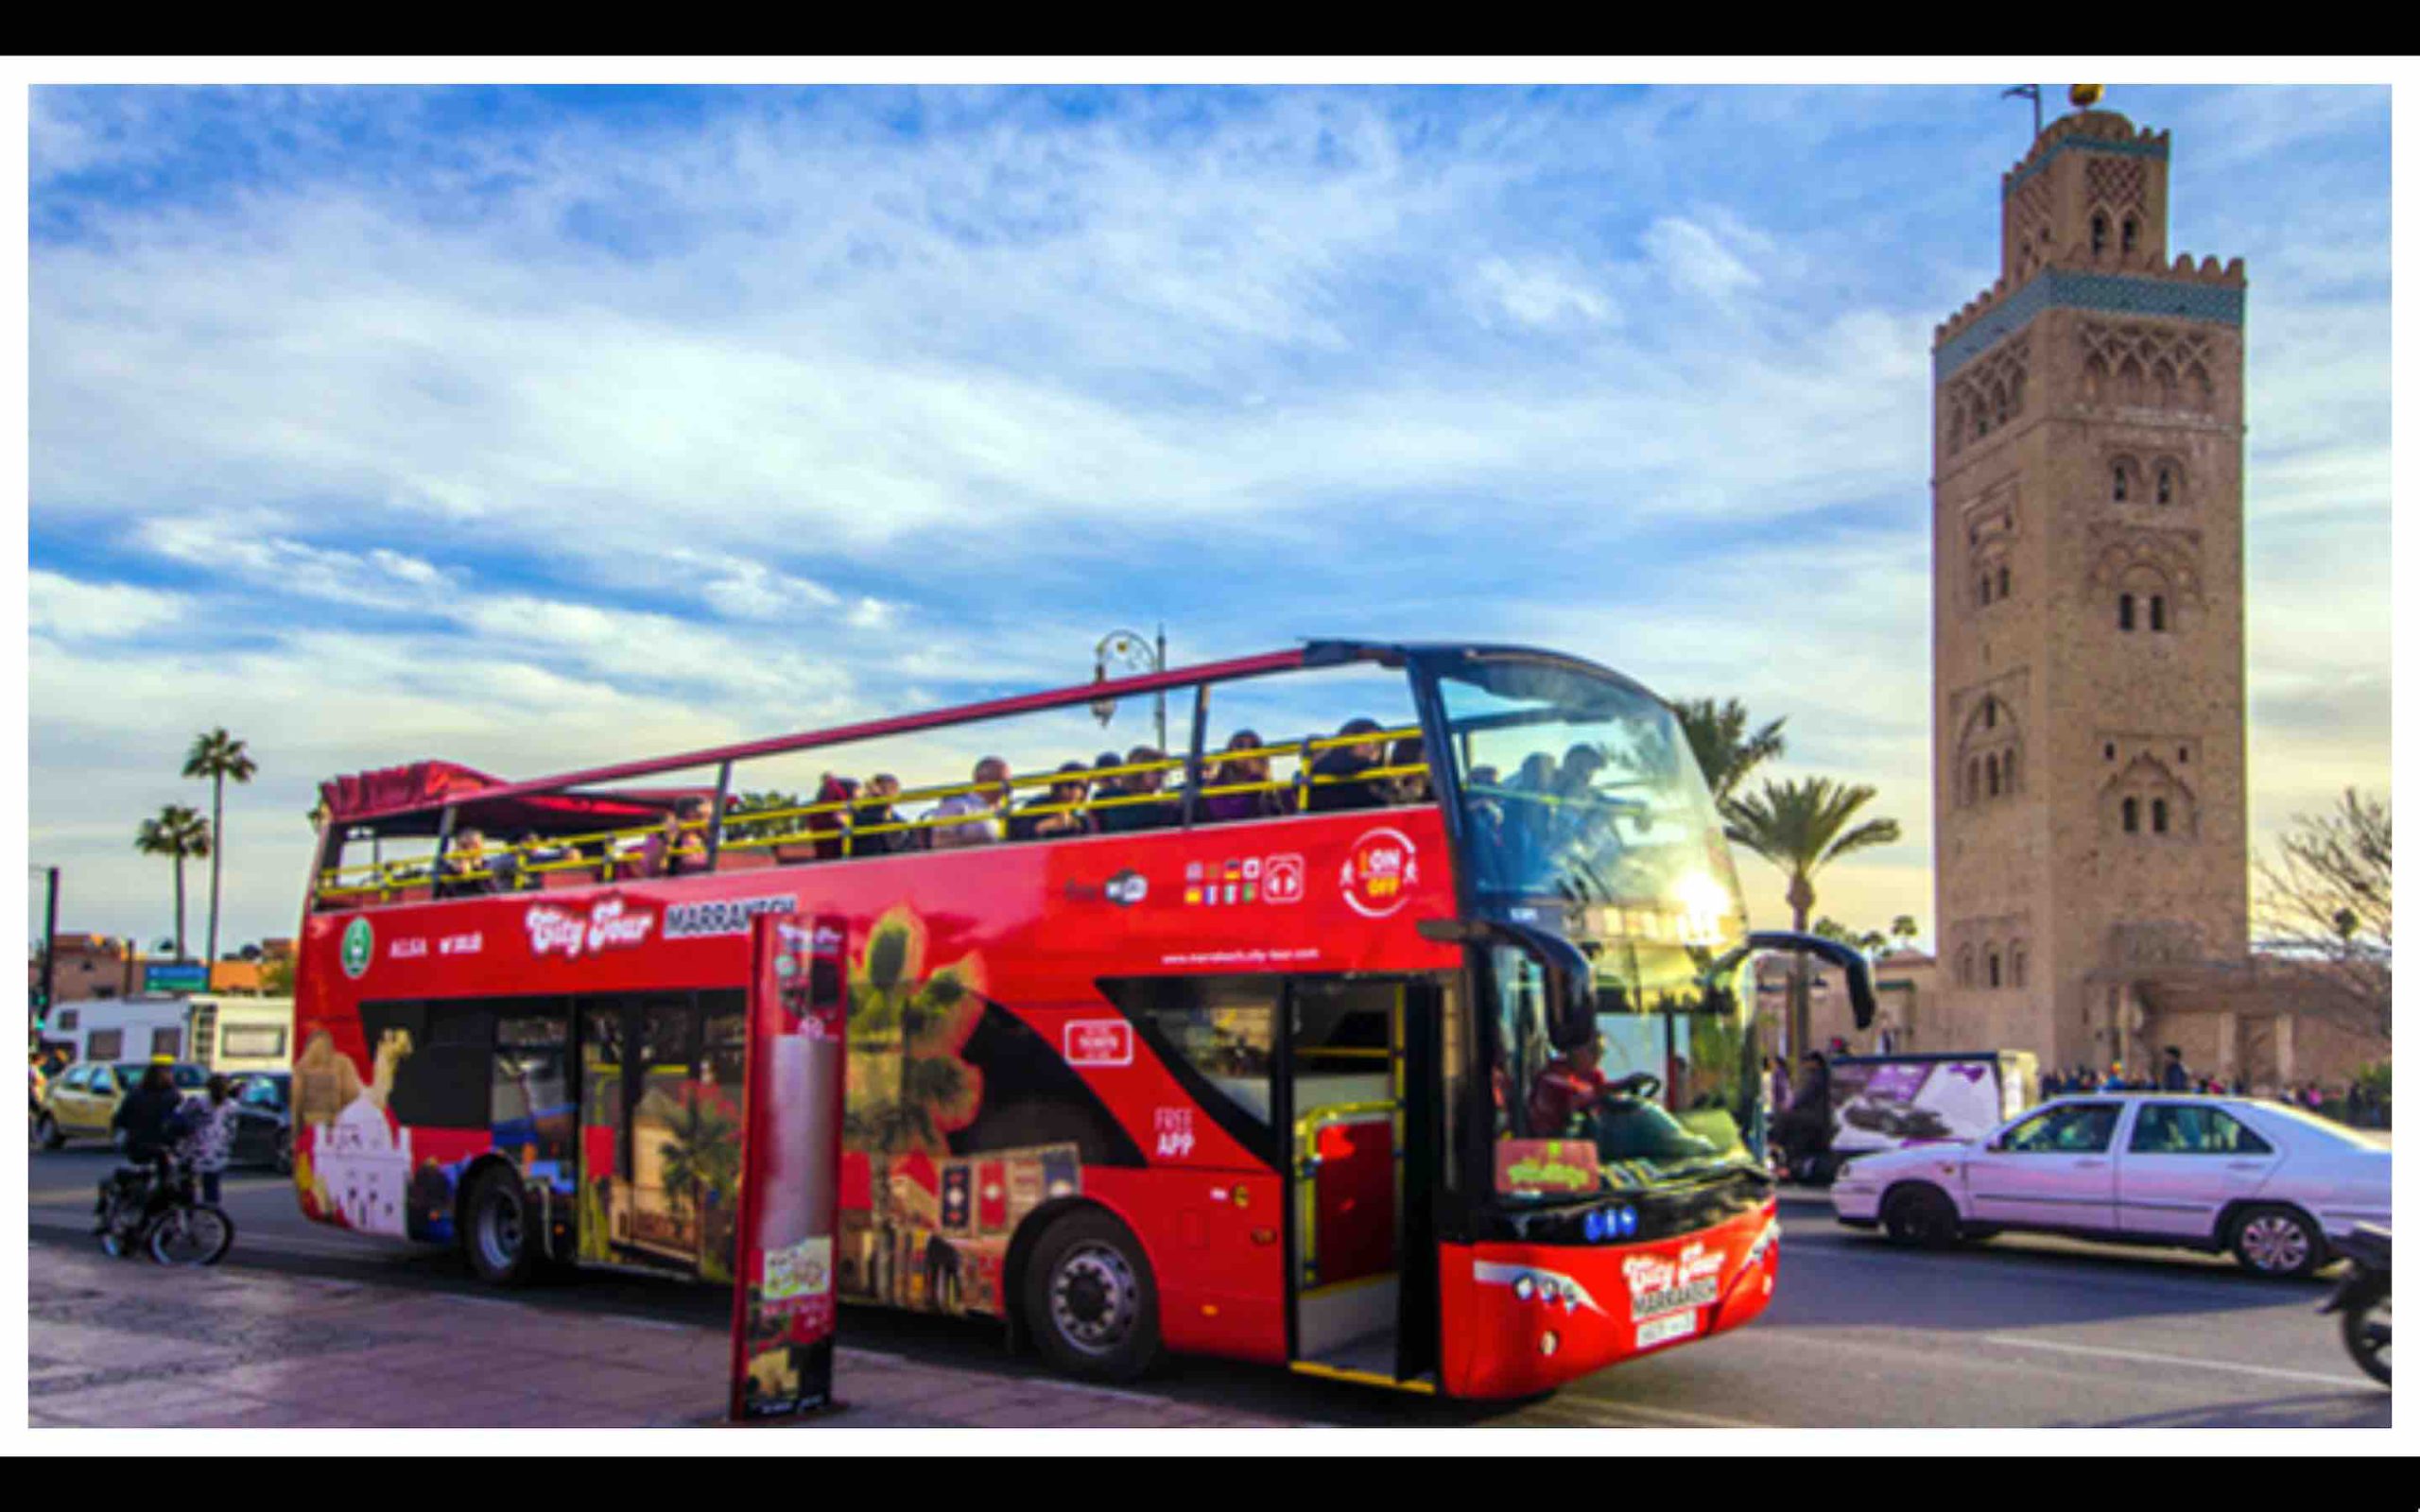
[2230,1205,2325,1279]
[1881,1184,1962,1249]
[1022,1209,1162,1383]
[37,1113,63,1151]
[463,1165,544,1287]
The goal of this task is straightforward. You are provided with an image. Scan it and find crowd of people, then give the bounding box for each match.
[404,719,1432,896]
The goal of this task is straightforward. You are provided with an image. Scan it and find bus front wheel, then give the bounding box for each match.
[463,1165,544,1287]
[1023,1209,1162,1383]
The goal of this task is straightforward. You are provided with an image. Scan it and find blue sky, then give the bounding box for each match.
[26,84,2393,954]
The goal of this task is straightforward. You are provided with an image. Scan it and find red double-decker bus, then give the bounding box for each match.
[293,641,1867,1399]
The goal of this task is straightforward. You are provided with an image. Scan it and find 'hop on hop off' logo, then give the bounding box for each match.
[1339,828,1419,919]
[340,918,374,979]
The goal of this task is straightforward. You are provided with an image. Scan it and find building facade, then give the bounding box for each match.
[1930,102,2261,1079]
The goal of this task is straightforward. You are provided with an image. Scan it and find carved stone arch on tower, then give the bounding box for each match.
[2100,754,2199,840]
[2090,533,2202,636]
[1956,694,2024,804]
[2108,452,2141,503]
[2151,454,2186,507]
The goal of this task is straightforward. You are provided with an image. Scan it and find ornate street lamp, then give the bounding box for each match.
[1091,626,1167,752]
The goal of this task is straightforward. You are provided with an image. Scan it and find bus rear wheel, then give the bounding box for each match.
[1023,1210,1162,1383]
[36,1113,63,1150]
[463,1165,544,1287]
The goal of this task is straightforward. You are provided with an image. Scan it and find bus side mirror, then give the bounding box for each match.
[1739,931,1879,1030]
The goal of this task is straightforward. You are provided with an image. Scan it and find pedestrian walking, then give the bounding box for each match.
[179,1074,238,1205]
[2160,1046,2190,1091]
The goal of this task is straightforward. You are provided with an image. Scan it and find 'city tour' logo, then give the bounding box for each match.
[340,918,373,979]
[525,895,658,959]
[1339,828,1419,919]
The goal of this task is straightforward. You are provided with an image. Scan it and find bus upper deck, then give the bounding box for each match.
[310,644,1467,909]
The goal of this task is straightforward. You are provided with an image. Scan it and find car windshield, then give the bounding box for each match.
[1431,657,1746,936]
[112,1063,204,1091]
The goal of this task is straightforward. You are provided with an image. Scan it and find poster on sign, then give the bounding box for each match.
[728,913,849,1420]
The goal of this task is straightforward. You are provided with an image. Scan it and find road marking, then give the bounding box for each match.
[1520,1397,1774,1430]
[606,1314,700,1332]
[1980,1334,2371,1389]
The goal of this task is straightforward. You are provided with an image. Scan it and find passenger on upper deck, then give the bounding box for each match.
[1201,730,1286,823]
[1098,746,1180,834]
[645,797,711,877]
[852,774,914,855]
[928,758,1011,850]
[1386,736,1432,805]
[1306,718,1389,814]
[1011,762,1095,841]
[807,774,858,860]
[438,830,504,898]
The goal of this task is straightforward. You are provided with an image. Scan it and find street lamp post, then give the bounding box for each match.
[1091,626,1168,752]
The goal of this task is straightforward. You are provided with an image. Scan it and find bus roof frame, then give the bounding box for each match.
[323,639,1650,830]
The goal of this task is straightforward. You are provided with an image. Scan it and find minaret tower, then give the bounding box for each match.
[1929,89,2250,1071]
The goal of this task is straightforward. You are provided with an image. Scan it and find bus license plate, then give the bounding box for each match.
[1635,1312,1699,1349]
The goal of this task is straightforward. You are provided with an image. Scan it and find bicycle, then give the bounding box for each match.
[95,1157,235,1266]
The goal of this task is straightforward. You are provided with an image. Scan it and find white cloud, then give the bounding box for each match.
[27,570,187,640]
[1640,215,1761,302]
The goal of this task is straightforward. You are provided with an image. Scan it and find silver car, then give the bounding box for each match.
[1830,1093,2391,1277]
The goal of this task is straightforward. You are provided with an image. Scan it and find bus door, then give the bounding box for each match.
[576,991,747,1280]
[1285,975,1443,1391]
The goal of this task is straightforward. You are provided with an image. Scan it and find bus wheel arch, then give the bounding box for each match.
[1009,1199,1164,1383]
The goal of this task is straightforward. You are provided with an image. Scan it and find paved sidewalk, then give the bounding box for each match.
[27,1245,1288,1430]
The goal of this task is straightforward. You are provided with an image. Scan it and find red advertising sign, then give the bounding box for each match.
[729,914,849,1420]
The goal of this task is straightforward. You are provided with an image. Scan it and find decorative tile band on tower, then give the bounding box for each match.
[1934,269,2245,382]
[2002,130,2169,197]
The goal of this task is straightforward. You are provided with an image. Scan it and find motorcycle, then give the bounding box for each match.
[95,1158,236,1267]
[2318,1224,2390,1387]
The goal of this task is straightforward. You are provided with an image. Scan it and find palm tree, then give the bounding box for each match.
[134,804,213,962]
[182,728,257,965]
[1725,777,1902,1058]
[1666,697,1787,808]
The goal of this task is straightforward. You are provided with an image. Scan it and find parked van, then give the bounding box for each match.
[43,995,192,1066]
[190,995,295,1074]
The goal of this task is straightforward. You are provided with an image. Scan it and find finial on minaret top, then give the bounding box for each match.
[2069,84,2105,110]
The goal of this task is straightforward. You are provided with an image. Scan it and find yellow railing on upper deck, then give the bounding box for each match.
[313,723,1431,907]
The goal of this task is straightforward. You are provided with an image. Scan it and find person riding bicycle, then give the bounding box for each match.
[98,1065,198,1235]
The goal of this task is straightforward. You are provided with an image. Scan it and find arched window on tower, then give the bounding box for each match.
[2003,747,2019,791]
[1988,950,2003,989]
[2156,464,2175,505]
[2150,595,2168,632]
[2091,214,2109,255]
[1997,564,2011,600]
[2112,461,2129,502]
[1986,753,2001,798]
[2118,593,2136,632]
[2122,797,2140,833]
[1978,574,1992,607]
[2011,943,2028,988]
[2121,216,2139,255]
[2152,799,2169,834]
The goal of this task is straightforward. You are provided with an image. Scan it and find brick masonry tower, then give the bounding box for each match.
[1929,97,2251,1077]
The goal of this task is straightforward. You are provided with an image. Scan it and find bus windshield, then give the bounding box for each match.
[1486,940,1760,1202]
[1431,656,1762,1203]
[1430,656,1745,937]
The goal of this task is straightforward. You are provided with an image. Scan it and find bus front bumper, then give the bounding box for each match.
[1438,1197,1780,1400]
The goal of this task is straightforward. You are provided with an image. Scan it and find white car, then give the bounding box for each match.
[1830,1093,2391,1277]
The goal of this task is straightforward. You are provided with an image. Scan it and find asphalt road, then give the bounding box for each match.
[26,1145,2390,1429]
